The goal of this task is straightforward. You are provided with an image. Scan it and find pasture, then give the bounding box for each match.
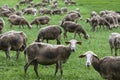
[0,0,120,80]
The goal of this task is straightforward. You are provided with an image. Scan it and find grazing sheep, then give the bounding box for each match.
[86,16,111,31]
[22,8,37,16]
[60,21,89,39]
[79,51,120,80]
[24,39,82,79]
[31,16,50,28]
[0,10,14,17]
[109,32,120,56]
[51,9,62,15]
[0,30,27,60]
[61,7,68,14]
[39,8,52,15]
[8,14,32,29]
[99,11,117,28]
[0,18,5,33]
[63,12,81,22]
[35,25,62,44]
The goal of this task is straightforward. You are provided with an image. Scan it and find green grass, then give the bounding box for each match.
[0,0,120,80]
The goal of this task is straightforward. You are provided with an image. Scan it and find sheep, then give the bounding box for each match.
[8,14,32,29]
[35,25,62,44]
[31,16,50,28]
[0,18,5,33]
[61,7,68,14]
[0,30,27,60]
[51,9,62,15]
[22,8,37,16]
[99,11,117,28]
[60,21,89,39]
[50,2,58,9]
[39,8,52,15]
[69,0,76,5]
[79,51,120,80]
[91,11,97,17]
[63,12,81,22]
[109,32,120,56]
[86,16,111,31]
[24,39,82,79]
[0,10,14,17]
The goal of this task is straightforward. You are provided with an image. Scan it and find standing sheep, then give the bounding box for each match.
[0,30,27,60]
[63,12,81,22]
[22,8,37,16]
[24,39,82,79]
[31,16,50,28]
[79,51,120,80]
[8,14,32,29]
[35,25,62,44]
[60,21,89,39]
[109,32,120,56]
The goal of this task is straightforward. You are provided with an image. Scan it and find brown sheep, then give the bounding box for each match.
[60,21,89,39]
[39,8,52,15]
[51,9,62,15]
[31,16,50,28]
[8,14,32,29]
[63,12,81,22]
[22,8,37,16]
[0,30,27,60]
[0,18,5,33]
[79,51,120,80]
[35,25,62,44]
[24,39,82,79]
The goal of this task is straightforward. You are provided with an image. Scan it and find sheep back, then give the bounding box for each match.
[99,56,120,80]
[36,25,62,42]
[25,42,71,64]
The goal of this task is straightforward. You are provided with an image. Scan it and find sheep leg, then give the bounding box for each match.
[54,63,59,76]
[78,33,81,39]
[110,47,113,55]
[34,63,40,78]
[74,32,77,39]
[24,60,33,77]
[58,61,63,80]
[10,24,13,28]
[46,39,49,43]
[16,50,20,60]
[56,35,61,44]
[64,31,67,38]
[5,50,10,59]
[56,40,61,44]
[115,48,118,56]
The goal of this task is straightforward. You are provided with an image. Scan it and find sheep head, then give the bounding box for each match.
[79,51,98,67]
[65,39,82,52]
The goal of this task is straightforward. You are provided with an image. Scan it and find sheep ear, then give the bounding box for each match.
[65,41,70,44]
[93,55,99,60]
[77,41,82,45]
[79,54,86,58]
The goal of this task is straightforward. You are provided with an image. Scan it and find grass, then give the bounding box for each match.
[0,0,120,80]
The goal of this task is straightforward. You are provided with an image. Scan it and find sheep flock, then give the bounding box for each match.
[0,0,120,80]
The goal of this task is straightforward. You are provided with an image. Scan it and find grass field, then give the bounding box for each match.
[0,0,120,80]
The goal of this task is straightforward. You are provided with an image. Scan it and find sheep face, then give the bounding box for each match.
[79,51,98,67]
[65,39,81,52]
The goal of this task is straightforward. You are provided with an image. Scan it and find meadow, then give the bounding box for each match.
[0,0,120,80]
